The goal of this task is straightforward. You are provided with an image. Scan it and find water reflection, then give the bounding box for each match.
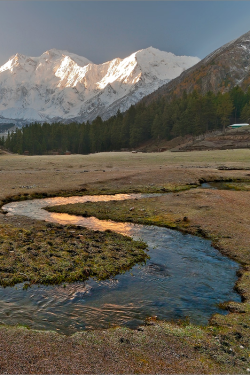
[50,212,135,236]
[1,193,240,334]
[200,181,250,190]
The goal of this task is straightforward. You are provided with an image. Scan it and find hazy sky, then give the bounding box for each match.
[1,1,250,65]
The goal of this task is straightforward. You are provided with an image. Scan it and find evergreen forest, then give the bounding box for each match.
[3,86,250,155]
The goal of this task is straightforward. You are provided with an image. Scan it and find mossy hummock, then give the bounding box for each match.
[0,223,148,287]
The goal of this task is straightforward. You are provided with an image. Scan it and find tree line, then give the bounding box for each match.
[3,86,250,155]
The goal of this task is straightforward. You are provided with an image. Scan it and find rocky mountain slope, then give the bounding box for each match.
[0,48,199,125]
[143,30,250,104]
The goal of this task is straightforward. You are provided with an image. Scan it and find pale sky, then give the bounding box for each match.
[0,1,250,65]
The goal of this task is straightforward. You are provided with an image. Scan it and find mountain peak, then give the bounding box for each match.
[41,49,92,67]
[14,52,26,59]
[0,47,199,124]
[141,46,162,53]
[134,46,199,61]
[43,48,70,58]
[236,29,250,42]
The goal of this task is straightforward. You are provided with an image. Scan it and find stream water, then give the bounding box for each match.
[1,193,240,335]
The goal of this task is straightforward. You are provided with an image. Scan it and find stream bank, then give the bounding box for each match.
[0,180,250,373]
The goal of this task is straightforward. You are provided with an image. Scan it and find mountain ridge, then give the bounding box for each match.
[142,30,250,104]
[0,48,200,125]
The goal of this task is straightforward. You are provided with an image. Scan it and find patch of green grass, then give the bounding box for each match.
[222,182,250,191]
[46,197,192,234]
[0,223,148,287]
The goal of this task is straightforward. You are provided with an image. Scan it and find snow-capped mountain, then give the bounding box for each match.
[0,47,200,124]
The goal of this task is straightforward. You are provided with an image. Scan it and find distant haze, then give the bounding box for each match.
[0,1,250,65]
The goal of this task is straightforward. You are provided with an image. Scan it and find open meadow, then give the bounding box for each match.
[1,149,250,200]
[0,149,250,373]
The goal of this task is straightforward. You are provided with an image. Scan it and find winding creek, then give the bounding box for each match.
[2,192,241,335]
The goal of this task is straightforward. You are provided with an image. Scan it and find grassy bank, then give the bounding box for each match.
[46,186,250,373]
[0,221,148,287]
[0,320,242,374]
[0,183,198,211]
[1,150,250,373]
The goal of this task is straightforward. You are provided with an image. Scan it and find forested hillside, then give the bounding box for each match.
[3,86,250,155]
[143,30,250,105]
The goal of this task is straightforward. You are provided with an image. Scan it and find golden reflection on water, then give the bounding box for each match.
[1,193,241,334]
[49,212,84,225]
[48,211,135,237]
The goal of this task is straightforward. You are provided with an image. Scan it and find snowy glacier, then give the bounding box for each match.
[0,47,200,124]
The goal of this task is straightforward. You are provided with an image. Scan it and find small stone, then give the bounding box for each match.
[120,337,130,344]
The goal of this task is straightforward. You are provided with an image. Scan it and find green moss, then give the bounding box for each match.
[46,198,193,235]
[222,182,250,191]
[0,223,148,287]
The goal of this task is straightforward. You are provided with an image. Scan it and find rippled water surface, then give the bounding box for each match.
[2,194,240,334]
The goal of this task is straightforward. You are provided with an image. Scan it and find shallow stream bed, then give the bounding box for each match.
[2,194,240,335]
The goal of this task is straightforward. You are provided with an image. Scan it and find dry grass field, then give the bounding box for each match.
[1,149,250,201]
[0,149,250,374]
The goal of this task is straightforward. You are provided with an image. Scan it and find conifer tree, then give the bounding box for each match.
[217,92,234,132]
